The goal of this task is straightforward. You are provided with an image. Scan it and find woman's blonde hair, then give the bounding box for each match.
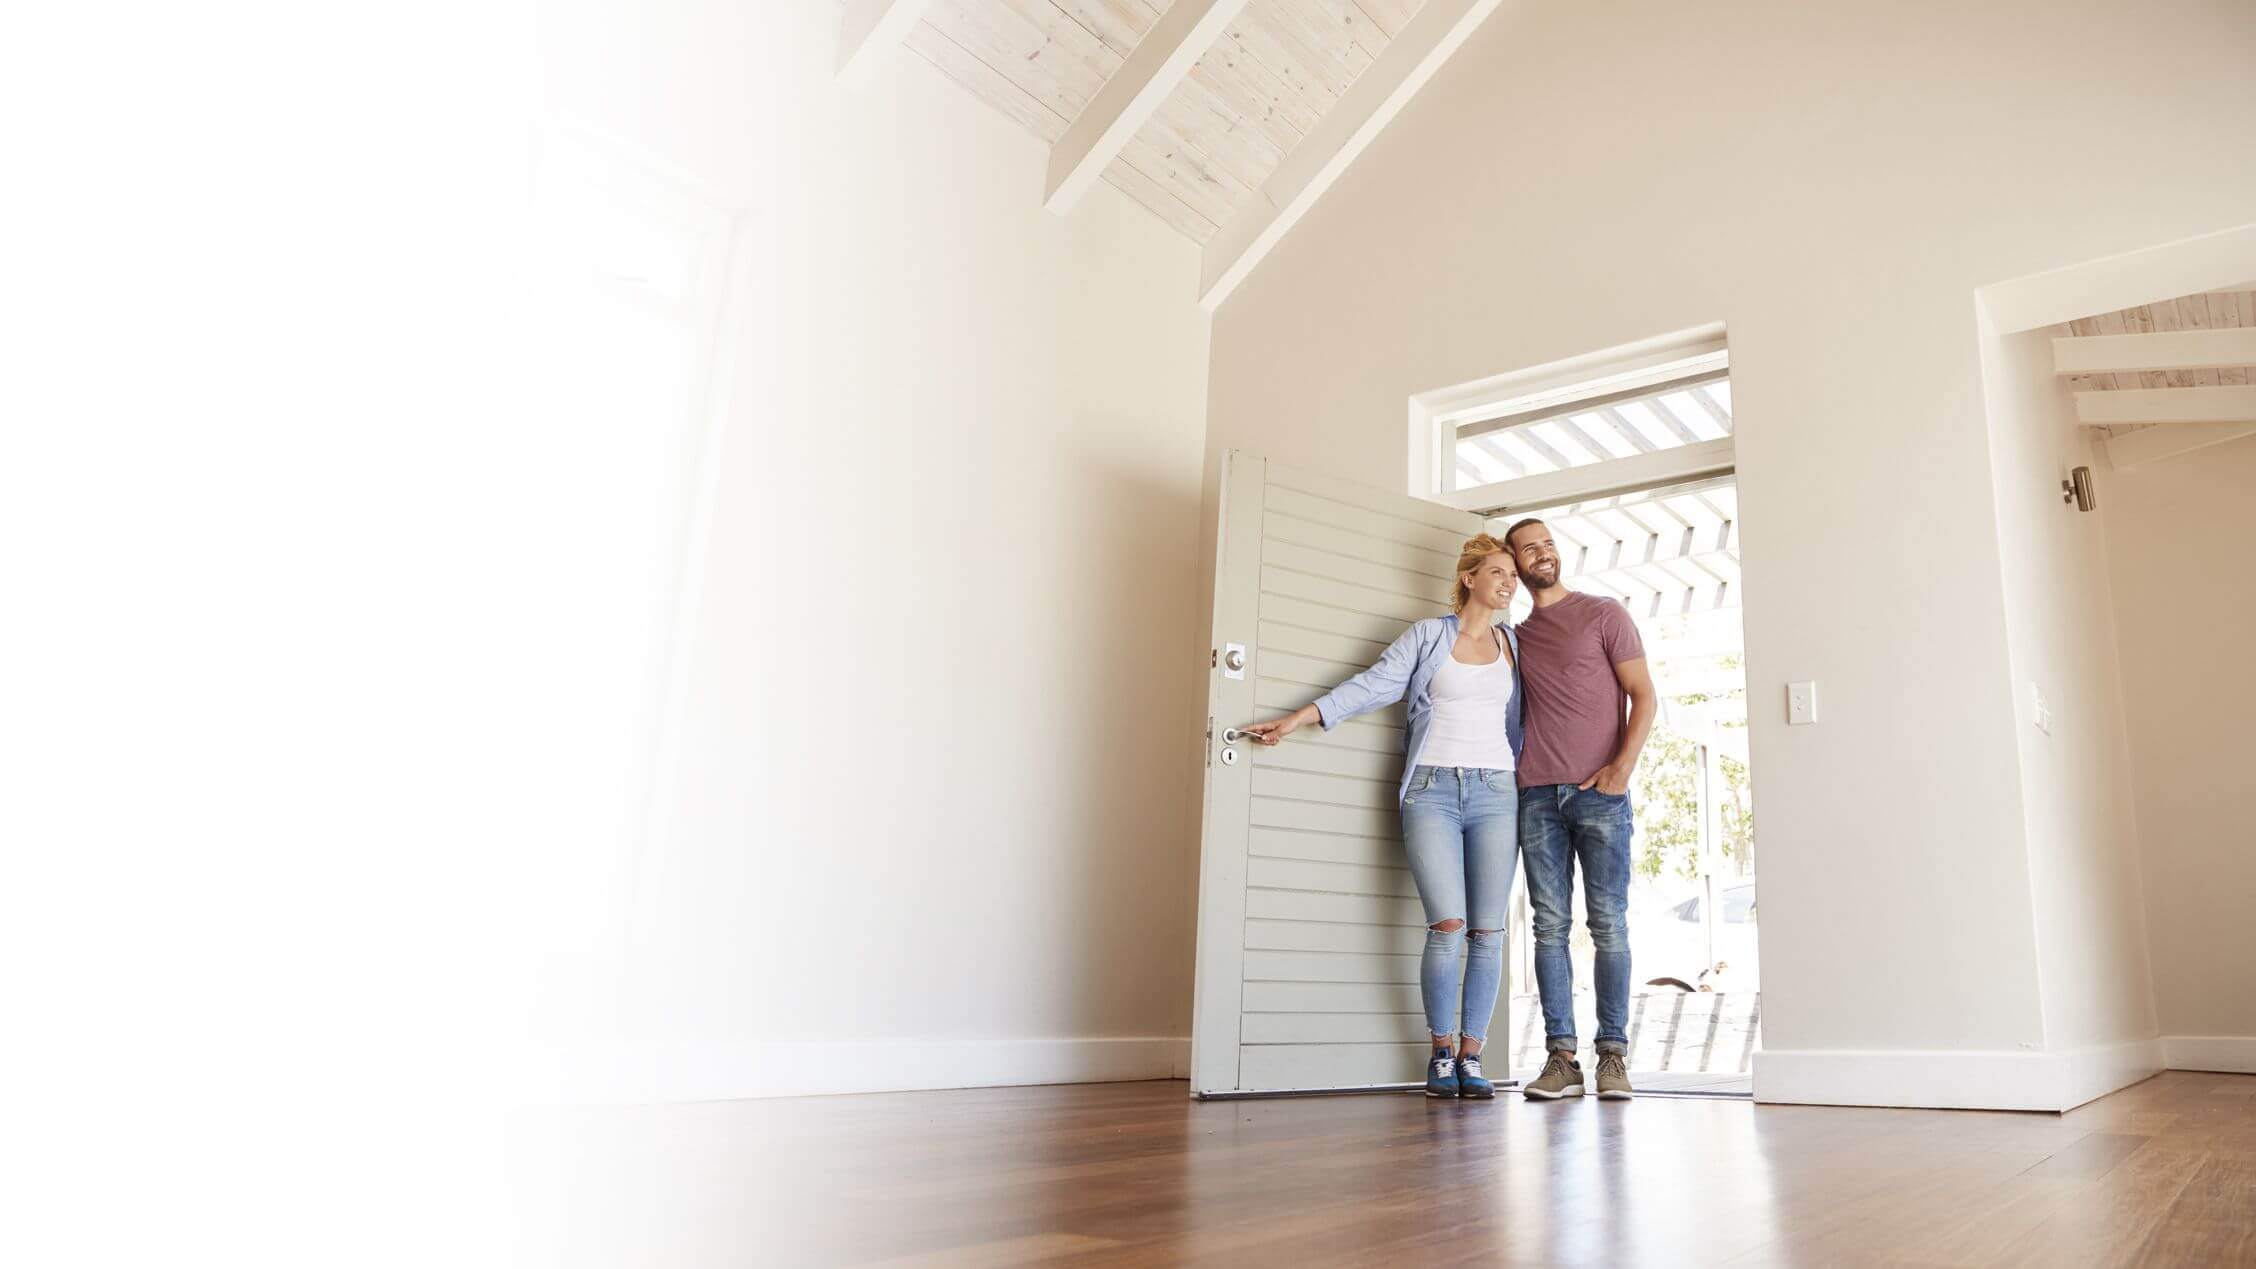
[1450,532,1514,613]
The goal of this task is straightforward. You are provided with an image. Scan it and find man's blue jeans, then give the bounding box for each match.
[1519,784,1635,1055]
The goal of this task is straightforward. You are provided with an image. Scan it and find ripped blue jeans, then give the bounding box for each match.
[1399,766,1519,1042]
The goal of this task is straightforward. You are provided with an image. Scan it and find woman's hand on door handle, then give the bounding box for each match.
[1238,704,1317,746]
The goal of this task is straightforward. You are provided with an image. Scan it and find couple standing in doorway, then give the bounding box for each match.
[1242,519,1657,1101]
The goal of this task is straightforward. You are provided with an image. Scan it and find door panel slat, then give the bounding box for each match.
[1238,1043,1434,1090]
[1245,918,1422,954]
[1243,949,1421,984]
[1251,795,1400,839]
[1241,1012,1432,1044]
[1247,826,1403,869]
[1247,855,1417,898]
[1262,538,1453,607]
[1256,648,1369,693]
[1259,564,1436,624]
[1250,741,1401,783]
[1257,594,1416,645]
[1243,981,1424,1013]
[1261,510,1458,579]
[1257,619,1388,669]
[1263,486,1470,554]
[1251,765,1398,810]
[1265,461,1477,535]
[1245,888,1424,926]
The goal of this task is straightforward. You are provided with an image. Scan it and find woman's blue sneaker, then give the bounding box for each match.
[1456,1053,1495,1099]
[1424,1049,1460,1098]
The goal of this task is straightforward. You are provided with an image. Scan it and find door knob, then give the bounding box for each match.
[1223,727,1248,743]
[1223,645,1246,675]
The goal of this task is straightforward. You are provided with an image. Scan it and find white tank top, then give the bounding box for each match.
[1417,629,1517,771]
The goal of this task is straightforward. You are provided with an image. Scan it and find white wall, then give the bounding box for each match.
[1201,0,2256,1107]
[538,0,1213,1097]
[2103,434,2256,1069]
[1978,325,2157,1072]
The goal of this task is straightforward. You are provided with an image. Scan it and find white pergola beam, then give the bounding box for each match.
[1468,433,1525,477]
[2075,385,2256,425]
[2054,328,2256,376]
[2102,421,2256,471]
[837,0,937,87]
[1198,0,1510,309]
[1442,437,1736,516]
[1046,0,1249,214]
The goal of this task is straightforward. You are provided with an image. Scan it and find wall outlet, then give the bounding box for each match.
[1787,680,1818,726]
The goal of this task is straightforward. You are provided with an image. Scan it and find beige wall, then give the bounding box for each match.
[2104,435,2256,1045]
[1203,0,2256,1096]
[1980,325,2156,1055]
[542,0,1212,1096]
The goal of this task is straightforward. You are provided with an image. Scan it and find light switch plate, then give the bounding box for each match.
[1787,680,1818,726]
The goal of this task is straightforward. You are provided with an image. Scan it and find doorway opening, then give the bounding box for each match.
[1415,333,1760,1096]
[1488,475,1758,1096]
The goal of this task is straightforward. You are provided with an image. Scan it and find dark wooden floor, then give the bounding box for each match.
[516,1070,2256,1266]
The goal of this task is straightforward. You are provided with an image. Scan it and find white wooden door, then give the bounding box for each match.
[1190,452,1486,1095]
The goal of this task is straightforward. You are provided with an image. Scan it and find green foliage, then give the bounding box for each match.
[1630,699,1757,881]
[1719,754,1753,870]
[1632,729,1703,880]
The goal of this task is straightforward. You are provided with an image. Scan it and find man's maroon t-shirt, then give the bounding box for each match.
[1514,590,1645,788]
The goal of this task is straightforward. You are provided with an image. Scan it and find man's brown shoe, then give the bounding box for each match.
[1595,1051,1634,1100]
[1523,1049,1584,1100]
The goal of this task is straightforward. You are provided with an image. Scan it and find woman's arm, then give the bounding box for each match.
[1240,624,1424,745]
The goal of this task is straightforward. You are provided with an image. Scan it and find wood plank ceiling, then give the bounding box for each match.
[900,0,1427,243]
[2062,290,2256,394]
[2059,288,2256,438]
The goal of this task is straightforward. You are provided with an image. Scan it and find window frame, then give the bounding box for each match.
[1408,326,1733,515]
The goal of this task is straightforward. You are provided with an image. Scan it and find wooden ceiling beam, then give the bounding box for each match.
[1198,0,1511,309]
[837,0,939,87]
[2053,327,2256,376]
[2075,385,2256,425]
[1045,0,1251,214]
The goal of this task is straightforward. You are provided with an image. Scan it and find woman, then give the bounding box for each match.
[1241,533,1524,1099]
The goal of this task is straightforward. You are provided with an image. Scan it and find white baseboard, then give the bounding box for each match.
[2162,1034,2256,1074]
[540,1036,1193,1104]
[2062,1037,2167,1109]
[1755,1037,2164,1112]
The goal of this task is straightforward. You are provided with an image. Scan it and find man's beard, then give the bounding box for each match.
[1524,567,1562,591]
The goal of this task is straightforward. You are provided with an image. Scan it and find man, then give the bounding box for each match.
[1505,517,1657,1101]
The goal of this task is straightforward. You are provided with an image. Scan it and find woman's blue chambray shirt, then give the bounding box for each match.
[1310,613,1525,805]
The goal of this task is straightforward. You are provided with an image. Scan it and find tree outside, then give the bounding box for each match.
[1630,657,1754,881]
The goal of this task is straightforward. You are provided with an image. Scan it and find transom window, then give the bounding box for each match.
[1409,327,1730,504]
